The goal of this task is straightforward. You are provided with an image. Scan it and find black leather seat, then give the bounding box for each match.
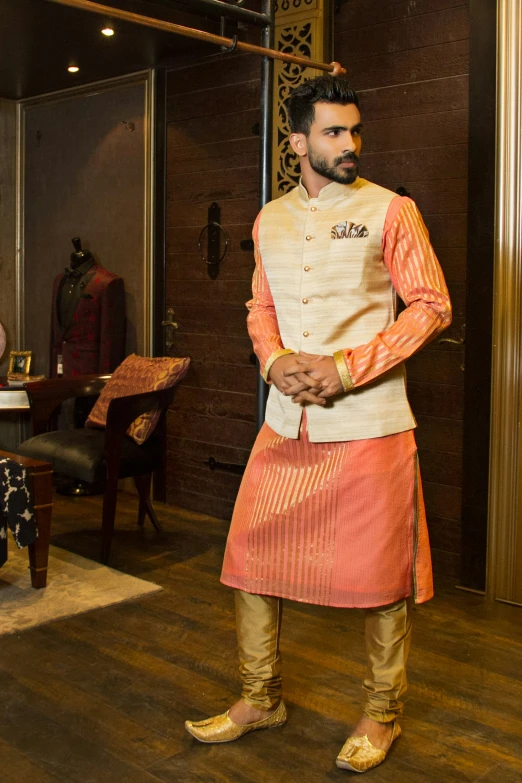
[17,375,175,564]
[17,428,160,484]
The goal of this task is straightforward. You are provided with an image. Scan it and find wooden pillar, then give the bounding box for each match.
[488,0,522,605]
[460,0,497,591]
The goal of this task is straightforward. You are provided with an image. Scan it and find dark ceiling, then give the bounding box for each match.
[0,0,226,99]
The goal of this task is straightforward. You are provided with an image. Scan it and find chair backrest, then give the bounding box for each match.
[24,375,111,436]
[102,386,176,480]
[105,386,176,435]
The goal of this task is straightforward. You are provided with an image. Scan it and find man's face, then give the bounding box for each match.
[294,102,363,185]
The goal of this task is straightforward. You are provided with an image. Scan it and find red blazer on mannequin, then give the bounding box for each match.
[50,264,125,377]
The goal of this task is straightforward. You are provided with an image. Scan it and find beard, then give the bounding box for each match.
[307,147,360,184]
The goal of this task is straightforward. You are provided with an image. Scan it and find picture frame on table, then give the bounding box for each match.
[8,350,32,378]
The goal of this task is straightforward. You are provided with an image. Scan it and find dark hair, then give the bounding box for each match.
[286,76,359,136]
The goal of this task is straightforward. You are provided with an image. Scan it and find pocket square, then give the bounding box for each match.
[331,221,369,239]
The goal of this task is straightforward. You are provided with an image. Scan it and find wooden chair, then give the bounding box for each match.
[16,374,174,564]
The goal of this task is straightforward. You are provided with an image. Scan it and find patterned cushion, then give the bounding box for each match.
[86,354,190,444]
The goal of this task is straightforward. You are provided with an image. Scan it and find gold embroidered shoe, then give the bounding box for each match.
[185,701,287,744]
[336,721,401,773]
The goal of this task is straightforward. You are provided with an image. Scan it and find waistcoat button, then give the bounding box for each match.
[306,235,312,241]
[303,331,309,337]
[304,266,311,272]
[302,298,308,304]
[310,206,317,212]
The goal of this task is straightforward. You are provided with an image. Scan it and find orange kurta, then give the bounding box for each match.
[221,415,432,607]
[220,191,450,608]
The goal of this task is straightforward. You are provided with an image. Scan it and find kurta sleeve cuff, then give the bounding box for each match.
[262,349,295,382]
[333,350,354,392]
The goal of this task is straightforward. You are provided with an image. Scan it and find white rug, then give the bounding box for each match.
[0,542,162,636]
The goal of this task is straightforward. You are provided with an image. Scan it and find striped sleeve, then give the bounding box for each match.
[337,197,452,390]
[246,213,293,381]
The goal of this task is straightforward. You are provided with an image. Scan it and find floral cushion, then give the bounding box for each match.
[86,354,190,445]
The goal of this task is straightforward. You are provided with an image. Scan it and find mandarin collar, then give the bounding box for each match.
[71,257,95,277]
[297,177,363,206]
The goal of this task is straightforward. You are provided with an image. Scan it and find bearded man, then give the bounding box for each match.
[185,76,451,774]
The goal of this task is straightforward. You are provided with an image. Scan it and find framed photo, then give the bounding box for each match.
[8,350,32,378]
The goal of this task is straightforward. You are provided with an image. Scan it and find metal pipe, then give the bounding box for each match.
[44,0,346,75]
[256,0,273,430]
[152,0,271,28]
[259,2,273,210]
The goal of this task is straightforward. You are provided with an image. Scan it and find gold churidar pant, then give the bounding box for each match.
[235,589,412,722]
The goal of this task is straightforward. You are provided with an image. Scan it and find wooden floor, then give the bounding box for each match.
[1,491,522,783]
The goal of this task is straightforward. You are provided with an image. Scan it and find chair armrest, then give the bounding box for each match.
[102,386,176,480]
[104,386,176,439]
[24,375,111,435]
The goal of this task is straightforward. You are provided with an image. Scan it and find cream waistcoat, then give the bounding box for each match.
[259,178,416,442]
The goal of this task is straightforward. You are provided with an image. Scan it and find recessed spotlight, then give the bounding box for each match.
[101,26,114,36]
[68,65,80,73]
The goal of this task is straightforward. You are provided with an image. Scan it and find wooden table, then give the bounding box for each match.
[0,449,53,588]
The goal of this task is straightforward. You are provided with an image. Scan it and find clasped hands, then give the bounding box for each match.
[268,351,343,405]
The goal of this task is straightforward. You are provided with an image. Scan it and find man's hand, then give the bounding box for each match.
[283,352,343,404]
[268,353,324,404]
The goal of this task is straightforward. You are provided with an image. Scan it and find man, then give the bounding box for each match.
[185,76,451,773]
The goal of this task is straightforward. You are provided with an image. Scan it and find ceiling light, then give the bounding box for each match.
[68,65,79,73]
[102,27,114,36]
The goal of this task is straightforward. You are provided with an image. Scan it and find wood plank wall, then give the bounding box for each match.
[165,52,261,519]
[335,0,469,577]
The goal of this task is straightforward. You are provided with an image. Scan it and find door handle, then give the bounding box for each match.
[437,323,465,347]
[162,308,179,349]
[438,336,464,346]
[437,323,465,371]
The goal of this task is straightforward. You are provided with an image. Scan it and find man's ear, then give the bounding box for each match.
[289,132,308,158]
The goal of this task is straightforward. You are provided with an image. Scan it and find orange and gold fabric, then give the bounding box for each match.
[86,353,190,444]
[335,196,452,391]
[221,414,433,607]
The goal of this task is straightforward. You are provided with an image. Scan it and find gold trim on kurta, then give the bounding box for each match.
[412,452,420,603]
[333,350,354,392]
[262,348,295,382]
